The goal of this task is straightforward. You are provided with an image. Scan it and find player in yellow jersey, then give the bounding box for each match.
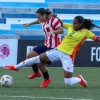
[5,15,100,88]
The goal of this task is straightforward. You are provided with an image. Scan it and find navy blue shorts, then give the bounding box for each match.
[33,44,53,55]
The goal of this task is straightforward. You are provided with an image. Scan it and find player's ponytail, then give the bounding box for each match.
[75,16,100,30]
[83,19,94,30]
[46,9,51,15]
[83,19,100,30]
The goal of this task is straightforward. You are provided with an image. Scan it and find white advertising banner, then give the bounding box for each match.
[0,39,18,66]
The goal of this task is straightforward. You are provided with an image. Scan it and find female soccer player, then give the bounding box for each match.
[5,15,100,88]
[22,8,63,87]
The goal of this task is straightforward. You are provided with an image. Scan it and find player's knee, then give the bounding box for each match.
[40,53,51,64]
[64,78,73,86]
[26,50,38,59]
[26,54,33,59]
[26,54,35,59]
[26,54,30,59]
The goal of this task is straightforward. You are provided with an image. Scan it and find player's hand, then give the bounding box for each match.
[46,31,53,37]
[23,23,31,27]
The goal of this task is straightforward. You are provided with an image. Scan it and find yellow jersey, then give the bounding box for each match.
[57,23,95,58]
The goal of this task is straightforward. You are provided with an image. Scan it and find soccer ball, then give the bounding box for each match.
[0,75,13,87]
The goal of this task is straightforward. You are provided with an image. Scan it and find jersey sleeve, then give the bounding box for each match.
[86,30,95,40]
[62,23,72,30]
[51,17,61,29]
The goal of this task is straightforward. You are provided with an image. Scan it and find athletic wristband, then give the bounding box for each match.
[93,35,99,41]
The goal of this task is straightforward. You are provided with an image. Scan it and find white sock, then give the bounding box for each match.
[15,56,41,69]
[64,77,81,86]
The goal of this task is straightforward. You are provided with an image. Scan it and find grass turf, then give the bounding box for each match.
[0,67,100,100]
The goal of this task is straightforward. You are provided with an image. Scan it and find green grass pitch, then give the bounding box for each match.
[0,67,100,100]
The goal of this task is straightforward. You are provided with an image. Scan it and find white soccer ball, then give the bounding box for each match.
[0,75,13,87]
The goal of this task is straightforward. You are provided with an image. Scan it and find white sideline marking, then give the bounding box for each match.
[0,95,93,100]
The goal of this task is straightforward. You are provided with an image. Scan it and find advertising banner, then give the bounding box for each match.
[17,40,100,67]
[0,39,18,66]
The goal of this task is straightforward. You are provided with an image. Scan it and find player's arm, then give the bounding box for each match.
[52,14,63,26]
[93,35,100,41]
[52,14,70,29]
[23,20,39,27]
[87,30,100,42]
[46,27,63,37]
[45,16,64,37]
[52,27,64,34]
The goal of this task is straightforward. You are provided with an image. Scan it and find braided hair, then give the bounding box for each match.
[36,8,51,16]
[75,16,100,30]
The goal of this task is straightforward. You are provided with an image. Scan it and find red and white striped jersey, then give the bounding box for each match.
[41,17,62,48]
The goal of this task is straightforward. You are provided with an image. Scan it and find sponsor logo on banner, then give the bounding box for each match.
[91,47,100,62]
[26,46,36,54]
[0,44,10,59]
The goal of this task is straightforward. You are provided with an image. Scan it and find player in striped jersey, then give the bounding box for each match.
[22,8,63,87]
[5,15,100,88]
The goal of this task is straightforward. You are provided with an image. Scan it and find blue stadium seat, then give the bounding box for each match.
[46,0,100,3]
[2,13,36,18]
[62,20,100,26]
[19,30,100,40]
[20,35,66,40]
[11,24,42,30]
[0,18,6,23]
[0,30,15,35]
[91,31,100,36]
[0,2,48,8]
[53,9,100,14]
[20,35,45,40]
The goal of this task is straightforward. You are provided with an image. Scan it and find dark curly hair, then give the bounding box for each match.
[75,16,100,30]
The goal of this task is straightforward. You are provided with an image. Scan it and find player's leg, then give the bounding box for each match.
[26,50,42,79]
[64,70,81,85]
[5,49,60,70]
[27,45,52,82]
[27,49,51,87]
[14,49,57,87]
[38,49,60,87]
[26,44,50,79]
[60,52,88,87]
[5,55,41,70]
[64,70,88,87]
[37,63,52,87]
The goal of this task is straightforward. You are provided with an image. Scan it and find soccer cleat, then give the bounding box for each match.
[40,78,52,88]
[28,72,42,79]
[78,75,88,88]
[4,66,19,71]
